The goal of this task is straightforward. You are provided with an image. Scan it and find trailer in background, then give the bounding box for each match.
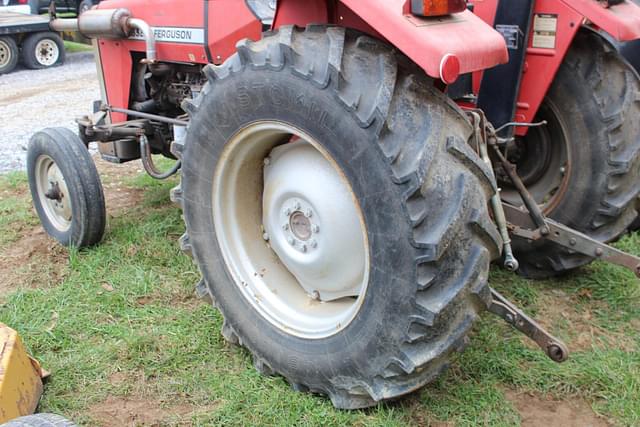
[0,11,64,74]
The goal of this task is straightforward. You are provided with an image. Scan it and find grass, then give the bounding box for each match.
[0,168,639,426]
[63,41,93,54]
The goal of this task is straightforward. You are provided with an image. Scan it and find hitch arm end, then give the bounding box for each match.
[488,288,569,363]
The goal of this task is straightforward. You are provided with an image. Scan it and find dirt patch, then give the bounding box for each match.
[505,390,611,427]
[532,289,634,352]
[0,226,67,297]
[94,158,145,215]
[89,396,196,427]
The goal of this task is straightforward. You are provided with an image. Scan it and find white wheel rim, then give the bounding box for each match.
[213,121,369,339]
[0,40,11,68]
[35,155,72,232]
[34,39,59,66]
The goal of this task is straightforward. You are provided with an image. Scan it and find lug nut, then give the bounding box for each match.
[287,237,295,245]
[304,209,313,218]
[282,223,289,231]
[312,224,320,233]
[294,201,301,210]
[284,207,291,216]
[301,244,307,253]
[310,240,317,248]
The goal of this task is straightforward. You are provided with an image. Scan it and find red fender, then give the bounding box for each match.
[273,0,508,82]
[560,0,640,41]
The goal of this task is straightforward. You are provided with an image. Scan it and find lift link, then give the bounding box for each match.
[488,288,569,362]
[466,110,519,271]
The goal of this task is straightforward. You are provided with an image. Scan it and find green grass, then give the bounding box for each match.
[63,41,93,54]
[1,169,639,426]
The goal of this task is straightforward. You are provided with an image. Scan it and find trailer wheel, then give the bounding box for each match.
[505,31,640,278]
[0,36,19,75]
[21,32,65,70]
[27,128,105,248]
[0,413,77,427]
[173,26,501,408]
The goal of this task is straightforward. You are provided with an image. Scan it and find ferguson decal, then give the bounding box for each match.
[130,27,205,44]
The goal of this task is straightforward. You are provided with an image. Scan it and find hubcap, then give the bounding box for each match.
[213,122,369,339]
[35,155,72,232]
[34,39,59,67]
[0,40,11,68]
[499,100,570,213]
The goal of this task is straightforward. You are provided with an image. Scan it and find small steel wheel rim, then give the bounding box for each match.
[499,99,571,213]
[0,39,11,68]
[35,155,72,232]
[35,39,59,66]
[213,121,369,339]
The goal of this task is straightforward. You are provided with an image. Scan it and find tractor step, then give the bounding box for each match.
[488,288,569,363]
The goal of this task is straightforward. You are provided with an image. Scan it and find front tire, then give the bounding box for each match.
[27,128,106,248]
[507,31,640,278]
[174,27,501,408]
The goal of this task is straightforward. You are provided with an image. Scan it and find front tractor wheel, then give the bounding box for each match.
[174,27,501,408]
[27,128,106,248]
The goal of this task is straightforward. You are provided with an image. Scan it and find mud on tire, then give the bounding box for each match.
[173,26,501,408]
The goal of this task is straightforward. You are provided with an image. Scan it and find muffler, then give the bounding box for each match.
[50,8,156,62]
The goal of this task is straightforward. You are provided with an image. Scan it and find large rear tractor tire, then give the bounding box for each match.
[504,31,640,278]
[173,26,501,408]
[27,128,106,248]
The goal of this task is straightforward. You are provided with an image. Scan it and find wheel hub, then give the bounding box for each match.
[0,40,10,68]
[35,40,59,66]
[263,140,366,301]
[498,100,570,213]
[212,121,369,338]
[35,156,71,232]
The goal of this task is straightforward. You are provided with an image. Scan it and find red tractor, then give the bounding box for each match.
[26,0,640,409]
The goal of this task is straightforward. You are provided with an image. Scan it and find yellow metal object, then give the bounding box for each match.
[0,323,44,423]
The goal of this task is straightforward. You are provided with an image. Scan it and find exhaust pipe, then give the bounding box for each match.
[50,8,156,62]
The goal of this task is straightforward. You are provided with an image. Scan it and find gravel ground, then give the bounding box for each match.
[0,52,99,173]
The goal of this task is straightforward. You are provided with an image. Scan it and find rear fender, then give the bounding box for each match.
[560,0,640,41]
[273,0,508,81]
